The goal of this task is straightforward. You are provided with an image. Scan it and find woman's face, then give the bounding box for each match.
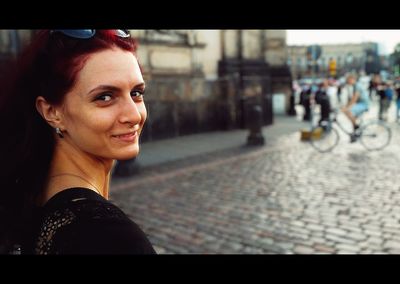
[59,48,147,161]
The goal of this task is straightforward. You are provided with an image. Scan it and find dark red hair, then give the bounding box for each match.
[0,30,138,254]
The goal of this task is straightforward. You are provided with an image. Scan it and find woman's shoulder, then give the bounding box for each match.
[42,187,127,220]
[30,188,156,254]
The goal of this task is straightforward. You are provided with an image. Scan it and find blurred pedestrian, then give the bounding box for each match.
[384,81,394,121]
[315,79,331,126]
[300,82,312,121]
[395,78,400,121]
[0,30,156,254]
[327,78,339,109]
[378,82,391,121]
[341,74,370,142]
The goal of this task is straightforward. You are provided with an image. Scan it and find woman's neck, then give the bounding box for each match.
[41,142,114,205]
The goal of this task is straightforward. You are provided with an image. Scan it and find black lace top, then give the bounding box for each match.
[22,188,156,255]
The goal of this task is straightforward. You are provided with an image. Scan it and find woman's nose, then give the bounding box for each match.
[119,96,142,125]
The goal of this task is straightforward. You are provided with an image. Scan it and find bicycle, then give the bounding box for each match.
[309,108,392,153]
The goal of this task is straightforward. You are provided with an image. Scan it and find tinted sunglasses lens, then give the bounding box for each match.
[52,29,96,39]
[114,29,130,38]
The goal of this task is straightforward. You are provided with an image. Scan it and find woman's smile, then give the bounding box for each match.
[111,130,138,142]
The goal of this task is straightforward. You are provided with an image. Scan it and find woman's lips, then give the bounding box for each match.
[112,131,138,142]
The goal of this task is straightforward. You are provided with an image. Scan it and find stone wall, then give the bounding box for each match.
[140,77,238,142]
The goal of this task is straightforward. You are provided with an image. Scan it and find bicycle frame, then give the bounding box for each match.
[329,111,354,136]
[317,107,366,136]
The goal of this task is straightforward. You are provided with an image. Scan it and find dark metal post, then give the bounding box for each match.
[237,30,246,129]
[288,71,297,116]
[238,30,244,94]
[288,87,297,116]
[247,104,265,146]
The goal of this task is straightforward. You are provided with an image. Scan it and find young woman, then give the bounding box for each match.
[0,30,156,254]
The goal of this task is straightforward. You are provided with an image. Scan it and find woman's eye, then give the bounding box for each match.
[131,90,144,97]
[96,93,113,102]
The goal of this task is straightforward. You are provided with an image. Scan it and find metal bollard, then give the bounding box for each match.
[246,104,265,146]
[288,90,297,116]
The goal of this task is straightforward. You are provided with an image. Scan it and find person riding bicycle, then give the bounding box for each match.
[341,74,370,143]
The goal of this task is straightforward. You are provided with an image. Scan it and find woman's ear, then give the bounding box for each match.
[35,96,64,129]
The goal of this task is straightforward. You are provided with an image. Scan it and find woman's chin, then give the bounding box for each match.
[114,146,140,161]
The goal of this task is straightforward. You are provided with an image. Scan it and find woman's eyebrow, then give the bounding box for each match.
[87,85,121,95]
[133,82,146,90]
[87,82,145,95]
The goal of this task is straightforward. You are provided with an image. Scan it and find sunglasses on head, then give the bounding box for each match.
[50,29,130,39]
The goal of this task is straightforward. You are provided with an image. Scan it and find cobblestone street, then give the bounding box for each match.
[110,114,400,254]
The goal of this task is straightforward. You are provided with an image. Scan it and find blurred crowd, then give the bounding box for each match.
[292,73,400,123]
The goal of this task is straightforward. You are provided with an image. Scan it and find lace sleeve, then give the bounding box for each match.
[34,197,156,255]
[34,208,76,255]
[50,217,157,254]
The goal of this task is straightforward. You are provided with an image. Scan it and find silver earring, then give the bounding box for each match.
[56,127,64,138]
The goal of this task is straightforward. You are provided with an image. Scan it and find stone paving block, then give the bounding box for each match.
[274,241,295,252]
[335,243,360,253]
[325,227,348,237]
[383,240,400,250]
[202,239,225,251]
[346,231,367,242]
[362,223,383,231]
[382,226,400,235]
[363,229,382,238]
[293,245,315,254]
[337,250,357,255]
[338,223,364,234]
[306,223,325,232]
[313,244,336,254]
[325,234,356,245]
[241,246,266,254]
[309,236,327,244]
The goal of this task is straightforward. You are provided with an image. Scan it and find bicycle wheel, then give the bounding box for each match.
[359,121,392,151]
[309,125,339,153]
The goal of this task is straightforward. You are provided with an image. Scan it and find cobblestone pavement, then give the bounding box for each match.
[110,114,400,254]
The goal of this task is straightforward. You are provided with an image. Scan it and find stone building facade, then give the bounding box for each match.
[0,30,33,78]
[287,42,380,79]
[132,30,292,141]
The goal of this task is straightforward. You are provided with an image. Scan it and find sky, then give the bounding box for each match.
[286,30,400,55]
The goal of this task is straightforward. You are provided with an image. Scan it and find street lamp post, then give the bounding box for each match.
[287,58,296,116]
[236,30,265,146]
[237,30,246,129]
